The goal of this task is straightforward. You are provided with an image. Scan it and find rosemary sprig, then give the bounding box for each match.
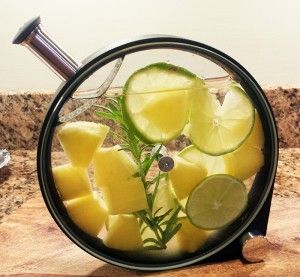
[95,96,181,250]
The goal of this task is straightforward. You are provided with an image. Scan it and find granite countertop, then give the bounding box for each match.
[1,86,299,221]
[0,150,37,222]
[0,87,299,150]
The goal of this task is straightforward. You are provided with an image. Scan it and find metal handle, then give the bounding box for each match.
[13,17,80,80]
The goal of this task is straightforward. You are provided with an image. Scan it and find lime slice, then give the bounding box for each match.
[179,145,229,176]
[189,85,255,155]
[123,63,205,143]
[224,111,265,180]
[186,174,247,230]
[180,110,264,180]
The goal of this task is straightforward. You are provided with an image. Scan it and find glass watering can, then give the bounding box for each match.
[12,17,278,271]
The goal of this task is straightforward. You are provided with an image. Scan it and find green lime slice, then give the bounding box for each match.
[188,85,255,155]
[179,145,228,176]
[179,110,264,180]
[186,174,247,230]
[123,63,205,143]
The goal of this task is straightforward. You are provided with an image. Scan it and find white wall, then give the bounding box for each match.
[0,0,299,90]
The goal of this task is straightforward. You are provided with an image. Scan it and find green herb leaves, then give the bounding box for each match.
[95,96,181,250]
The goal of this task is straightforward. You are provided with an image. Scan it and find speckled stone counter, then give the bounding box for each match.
[0,150,37,222]
[264,87,300,148]
[0,87,299,221]
[0,87,299,150]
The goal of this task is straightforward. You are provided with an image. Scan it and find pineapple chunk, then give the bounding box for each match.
[104,215,143,251]
[245,111,265,148]
[94,146,148,214]
[142,179,176,242]
[224,146,264,180]
[177,218,211,253]
[94,145,137,186]
[168,156,207,200]
[140,234,184,259]
[224,112,265,180]
[65,193,108,237]
[152,179,176,217]
[52,164,92,201]
[100,178,148,214]
[57,121,109,167]
[139,90,190,141]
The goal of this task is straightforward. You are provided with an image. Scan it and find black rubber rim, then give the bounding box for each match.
[37,35,278,271]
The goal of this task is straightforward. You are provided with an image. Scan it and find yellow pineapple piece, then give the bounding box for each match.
[140,234,184,260]
[94,146,148,214]
[100,178,148,215]
[176,218,212,253]
[225,147,264,180]
[104,215,143,251]
[246,111,265,148]
[57,121,109,167]
[52,164,92,201]
[94,145,137,186]
[152,179,176,217]
[224,111,265,180]
[142,179,176,242]
[138,90,190,141]
[168,156,207,200]
[65,193,108,237]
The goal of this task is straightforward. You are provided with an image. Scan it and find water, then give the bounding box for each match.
[52,72,265,263]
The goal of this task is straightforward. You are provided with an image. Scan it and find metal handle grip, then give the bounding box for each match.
[13,16,80,80]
